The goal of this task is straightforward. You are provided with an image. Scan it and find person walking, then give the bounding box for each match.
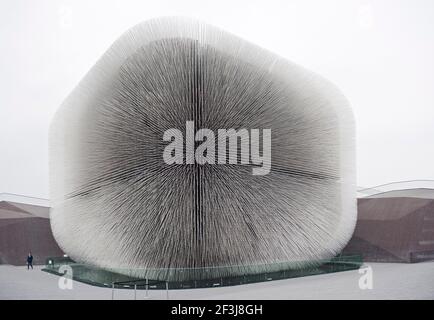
[27,252,33,270]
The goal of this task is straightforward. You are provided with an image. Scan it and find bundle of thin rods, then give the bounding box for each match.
[49,17,356,281]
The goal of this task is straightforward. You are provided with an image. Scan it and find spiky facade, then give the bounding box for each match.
[49,17,356,281]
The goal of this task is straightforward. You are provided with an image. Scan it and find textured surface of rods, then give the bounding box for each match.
[50,17,356,281]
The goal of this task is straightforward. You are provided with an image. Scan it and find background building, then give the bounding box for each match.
[2,185,433,268]
[343,186,434,262]
[0,194,63,265]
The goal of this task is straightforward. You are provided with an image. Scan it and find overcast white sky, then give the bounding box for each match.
[1,0,434,199]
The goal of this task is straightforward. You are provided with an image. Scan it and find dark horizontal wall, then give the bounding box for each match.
[3,196,432,266]
[343,197,434,262]
[0,217,63,265]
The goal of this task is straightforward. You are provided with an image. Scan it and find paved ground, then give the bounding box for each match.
[0,262,433,299]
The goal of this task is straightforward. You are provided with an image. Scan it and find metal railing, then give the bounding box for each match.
[110,278,169,300]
